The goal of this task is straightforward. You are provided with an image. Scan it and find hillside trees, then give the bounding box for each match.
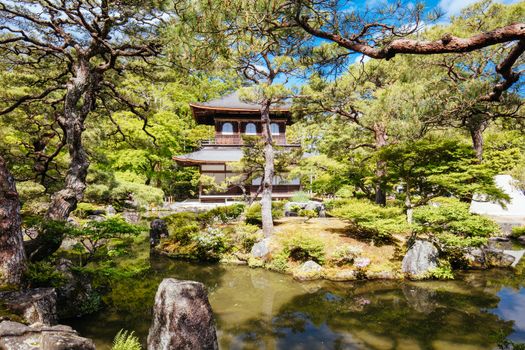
[0,0,179,260]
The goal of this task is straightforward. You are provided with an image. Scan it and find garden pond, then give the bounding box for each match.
[66,254,525,350]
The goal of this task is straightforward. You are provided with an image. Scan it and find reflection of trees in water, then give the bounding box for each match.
[271,281,513,350]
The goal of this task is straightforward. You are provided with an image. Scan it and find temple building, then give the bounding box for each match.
[173,92,301,202]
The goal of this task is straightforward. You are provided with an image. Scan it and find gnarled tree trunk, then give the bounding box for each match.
[373,123,388,206]
[467,116,488,162]
[260,100,274,237]
[25,59,96,262]
[0,155,27,287]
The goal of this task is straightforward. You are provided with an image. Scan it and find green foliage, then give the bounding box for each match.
[229,223,262,253]
[330,198,409,242]
[25,261,67,288]
[245,202,284,226]
[111,330,142,350]
[427,261,455,280]
[290,191,310,203]
[298,209,317,222]
[197,203,245,224]
[511,226,525,238]
[193,226,229,260]
[379,138,507,206]
[281,233,325,264]
[413,197,499,240]
[327,245,363,266]
[73,203,105,219]
[266,252,290,273]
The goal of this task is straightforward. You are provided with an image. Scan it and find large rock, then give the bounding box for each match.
[293,260,323,281]
[150,219,169,247]
[0,321,95,350]
[402,240,439,279]
[0,288,57,325]
[147,279,218,350]
[250,237,271,258]
[462,247,517,269]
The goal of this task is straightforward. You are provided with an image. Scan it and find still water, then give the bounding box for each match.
[66,255,525,350]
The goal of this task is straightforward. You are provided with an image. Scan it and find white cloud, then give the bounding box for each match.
[439,0,522,17]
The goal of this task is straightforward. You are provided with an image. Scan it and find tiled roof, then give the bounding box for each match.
[190,91,291,111]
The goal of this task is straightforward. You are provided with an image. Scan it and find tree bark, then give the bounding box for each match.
[25,59,96,261]
[0,155,27,287]
[467,117,488,162]
[260,100,274,237]
[373,123,388,206]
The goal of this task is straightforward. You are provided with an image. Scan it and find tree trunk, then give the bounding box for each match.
[404,181,413,224]
[0,155,27,287]
[260,100,274,237]
[373,123,388,206]
[468,117,488,162]
[25,59,95,261]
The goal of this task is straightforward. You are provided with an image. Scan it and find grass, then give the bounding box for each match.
[272,217,401,273]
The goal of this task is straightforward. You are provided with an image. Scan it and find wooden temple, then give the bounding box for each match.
[173,91,301,203]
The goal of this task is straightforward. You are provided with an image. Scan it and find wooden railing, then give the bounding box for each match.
[201,134,288,145]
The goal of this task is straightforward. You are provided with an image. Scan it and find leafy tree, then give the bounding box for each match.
[378,137,507,222]
[0,0,187,260]
[182,0,310,236]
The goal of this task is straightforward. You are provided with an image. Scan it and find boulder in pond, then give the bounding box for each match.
[147,278,218,350]
[0,288,57,325]
[484,248,515,268]
[250,237,271,258]
[0,321,95,350]
[323,269,358,281]
[293,260,323,281]
[462,248,486,269]
[402,240,439,279]
[150,219,169,247]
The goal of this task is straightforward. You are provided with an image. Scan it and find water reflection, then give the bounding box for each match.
[65,256,525,350]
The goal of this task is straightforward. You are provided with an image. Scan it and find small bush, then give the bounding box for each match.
[328,245,363,266]
[193,226,229,260]
[298,209,317,222]
[511,226,525,238]
[427,261,455,280]
[73,203,104,219]
[266,252,290,273]
[330,198,408,242]
[229,223,262,253]
[281,233,325,264]
[245,202,284,225]
[112,329,141,350]
[25,261,67,288]
[198,203,245,224]
[290,191,310,203]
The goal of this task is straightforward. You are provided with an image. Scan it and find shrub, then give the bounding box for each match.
[281,233,325,264]
[290,191,310,203]
[112,330,141,350]
[266,252,290,273]
[197,203,245,224]
[328,245,363,266]
[413,198,499,238]
[245,202,284,225]
[25,261,67,288]
[298,209,317,222]
[73,203,105,219]
[330,198,409,242]
[193,226,229,260]
[229,223,262,253]
[511,226,525,238]
[427,261,455,280]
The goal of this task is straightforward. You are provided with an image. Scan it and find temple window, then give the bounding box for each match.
[270,123,280,135]
[221,122,233,134]
[245,123,257,135]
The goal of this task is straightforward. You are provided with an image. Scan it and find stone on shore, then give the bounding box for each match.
[402,240,439,279]
[0,321,95,350]
[250,237,271,258]
[150,218,169,247]
[0,288,57,325]
[293,260,323,281]
[147,278,218,350]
